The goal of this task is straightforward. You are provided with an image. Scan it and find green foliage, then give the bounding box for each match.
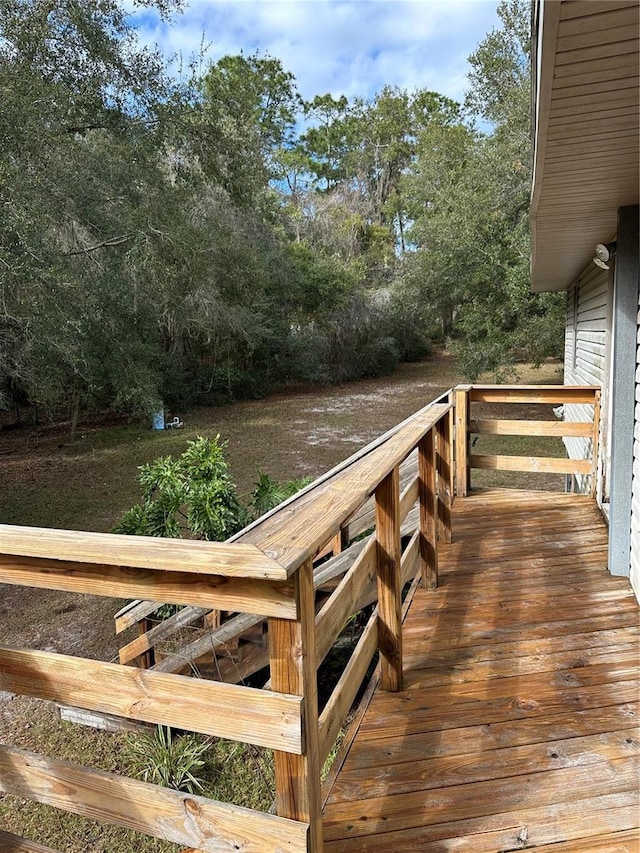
[400,0,565,379]
[251,472,313,517]
[1,0,562,419]
[127,726,209,793]
[113,436,249,539]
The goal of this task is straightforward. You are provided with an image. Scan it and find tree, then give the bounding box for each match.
[401,0,564,379]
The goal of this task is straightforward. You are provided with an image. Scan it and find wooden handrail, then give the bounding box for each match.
[453,384,601,496]
[0,394,456,853]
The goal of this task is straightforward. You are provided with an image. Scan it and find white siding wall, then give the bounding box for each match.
[630,296,640,600]
[563,263,610,496]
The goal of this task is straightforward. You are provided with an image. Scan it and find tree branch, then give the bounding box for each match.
[64,234,135,256]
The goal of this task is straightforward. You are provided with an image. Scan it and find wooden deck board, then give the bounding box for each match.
[323,488,640,852]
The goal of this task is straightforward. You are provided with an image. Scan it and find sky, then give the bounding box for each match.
[131,0,502,105]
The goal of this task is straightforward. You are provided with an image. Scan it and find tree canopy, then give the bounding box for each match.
[0,0,564,425]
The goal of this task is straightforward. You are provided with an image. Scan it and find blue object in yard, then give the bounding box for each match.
[152,410,165,430]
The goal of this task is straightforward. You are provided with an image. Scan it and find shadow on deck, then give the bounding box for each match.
[322,488,640,852]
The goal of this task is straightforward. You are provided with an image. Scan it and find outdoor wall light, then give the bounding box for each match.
[593,242,617,270]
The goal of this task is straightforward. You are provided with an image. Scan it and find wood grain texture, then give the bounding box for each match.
[374,466,403,692]
[318,611,378,764]
[0,745,307,852]
[436,413,452,543]
[0,554,296,618]
[323,488,640,850]
[0,832,59,853]
[454,386,470,496]
[269,559,323,852]
[0,525,287,579]
[0,646,302,753]
[315,537,376,667]
[470,453,593,475]
[419,431,438,588]
[468,385,598,404]
[469,418,594,436]
[119,605,209,665]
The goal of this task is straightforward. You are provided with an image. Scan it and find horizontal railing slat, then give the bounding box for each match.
[0,526,287,579]
[469,387,596,404]
[0,555,296,619]
[0,746,308,853]
[115,599,161,633]
[470,454,593,475]
[318,611,378,764]
[150,611,266,674]
[315,538,377,667]
[399,475,420,525]
[119,605,209,665]
[0,646,303,753]
[0,831,60,853]
[470,418,594,437]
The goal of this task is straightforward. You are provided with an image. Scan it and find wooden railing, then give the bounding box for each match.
[454,384,601,497]
[0,395,454,853]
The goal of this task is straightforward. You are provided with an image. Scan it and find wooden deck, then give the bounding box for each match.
[323,488,640,852]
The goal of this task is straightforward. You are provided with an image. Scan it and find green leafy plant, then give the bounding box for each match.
[251,471,313,516]
[128,725,210,793]
[113,435,250,540]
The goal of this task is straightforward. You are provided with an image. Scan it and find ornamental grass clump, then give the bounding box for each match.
[129,725,209,794]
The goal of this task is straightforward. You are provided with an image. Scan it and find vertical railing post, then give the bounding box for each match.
[448,399,456,507]
[269,559,323,851]
[137,618,155,669]
[374,465,403,692]
[436,412,453,544]
[591,388,602,500]
[419,429,438,590]
[455,385,471,497]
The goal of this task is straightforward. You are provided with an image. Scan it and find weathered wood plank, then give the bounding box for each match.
[329,704,640,772]
[454,386,470,496]
[323,757,639,841]
[327,728,639,802]
[470,454,593,474]
[323,796,639,852]
[0,554,296,619]
[398,475,419,525]
[269,560,323,852]
[150,612,265,674]
[119,605,209,665]
[0,525,287,579]
[0,646,303,753]
[318,611,378,764]
[0,831,60,853]
[418,431,438,588]
[469,418,594,436]
[375,466,403,692]
[522,830,640,853]
[0,746,308,852]
[436,413,452,542]
[315,538,376,667]
[115,599,162,634]
[468,386,597,404]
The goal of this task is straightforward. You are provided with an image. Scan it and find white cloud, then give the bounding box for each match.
[131,0,500,104]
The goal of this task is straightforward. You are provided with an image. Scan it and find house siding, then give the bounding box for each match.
[630,294,640,599]
[563,263,609,496]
